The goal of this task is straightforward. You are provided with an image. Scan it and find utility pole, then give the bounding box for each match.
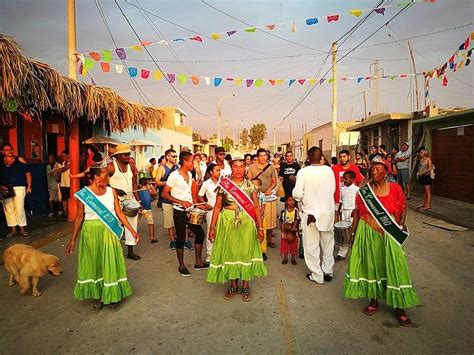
[407,40,420,112]
[363,90,367,119]
[371,60,381,114]
[67,0,79,222]
[331,42,338,157]
[273,128,276,154]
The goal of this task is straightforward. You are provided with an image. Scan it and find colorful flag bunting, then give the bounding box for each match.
[89,52,101,61]
[327,15,340,22]
[341,77,348,81]
[211,33,221,40]
[288,79,296,86]
[190,36,203,42]
[226,31,237,36]
[309,79,316,86]
[141,69,150,79]
[390,75,397,80]
[77,61,83,74]
[328,78,335,83]
[291,22,297,33]
[375,7,385,15]
[319,78,326,85]
[255,79,264,87]
[131,45,143,52]
[141,41,153,46]
[266,24,276,30]
[191,76,200,85]
[100,62,110,72]
[173,38,185,42]
[246,79,254,87]
[349,9,363,17]
[442,75,448,86]
[101,50,112,62]
[399,74,407,78]
[245,27,257,33]
[128,67,138,77]
[214,78,222,87]
[298,79,305,85]
[204,77,211,86]
[178,74,187,84]
[466,58,471,66]
[115,64,124,74]
[235,78,243,85]
[153,71,163,80]
[276,79,285,85]
[306,18,318,25]
[84,58,96,69]
[167,73,175,83]
[357,77,363,83]
[269,79,276,86]
[115,48,126,60]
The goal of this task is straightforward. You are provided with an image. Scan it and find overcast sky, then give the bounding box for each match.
[1,0,473,143]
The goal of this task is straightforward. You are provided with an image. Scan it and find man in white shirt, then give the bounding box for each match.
[394,142,411,199]
[162,151,208,277]
[213,147,232,178]
[293,146,336,284]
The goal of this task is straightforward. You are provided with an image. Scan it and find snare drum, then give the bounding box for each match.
[187,208,207,225]
[122,199,141,217]
[334,220,352,246]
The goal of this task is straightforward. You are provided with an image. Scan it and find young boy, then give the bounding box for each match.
[138,178,157,243]
[336,170,359,261]
[252,178,268,261]
[279,196,300,265]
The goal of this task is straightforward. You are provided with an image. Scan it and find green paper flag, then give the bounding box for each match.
[85,58,96,69]
[101,50,112,63]
[390,75,397,80]
[328,78,335,83]
[244,27,257,32]
[178,74,187,85]
[255,79,264,87]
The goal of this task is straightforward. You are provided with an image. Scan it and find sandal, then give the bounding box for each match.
[363,303,379,316]
[397,314,412,327]
[241,287,253,302]
[223,286,238,301]
[150,239,158,244]
[6,231,17,238]
[111,302,121,312]
[20,230,30,237]
[92,301,104,313]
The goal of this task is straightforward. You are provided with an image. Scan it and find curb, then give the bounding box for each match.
[0,224,71,265]
[407,203,472,230]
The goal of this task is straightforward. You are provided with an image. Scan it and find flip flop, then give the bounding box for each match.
[21,231,30,237]
[363,304,379,316]
[6,231,17,238]
[397,314,412,327]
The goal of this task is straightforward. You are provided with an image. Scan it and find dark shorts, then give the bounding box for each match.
[60,187,71,200]
[397,169,410,184]
[418,175,432,186]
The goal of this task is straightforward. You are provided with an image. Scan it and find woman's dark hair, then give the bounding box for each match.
[206,163,219,176]
[92,153,103,162]
[179,151,193,164]
[89,166,106,181]
[1,143,13,150]
[224,154,232,162]
[244,153,252,160]
[158,155,166,164]
[87,145,99,154]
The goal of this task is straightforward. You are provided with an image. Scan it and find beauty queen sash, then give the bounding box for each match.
[75,187,124,240]
[358,184,409,246]
[218,178,257,224]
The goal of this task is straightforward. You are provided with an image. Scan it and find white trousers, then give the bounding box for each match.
[2,186,27,227]
[301,212,334,283]
[337,210,353,258]
[205,210,213,262]
[124,215,138,246]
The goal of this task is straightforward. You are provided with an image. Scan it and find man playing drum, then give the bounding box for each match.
[162,151,208,277]
[108,144,141,260]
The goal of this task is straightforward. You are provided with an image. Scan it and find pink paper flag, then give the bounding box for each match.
[190,36,203,42]
[442,75,448,87]
[167,73,175,83]
[327,15,340,22]
[141,41,152,46]
[266,24,276,30]
[298,79,305,85]
[141,69,150,79]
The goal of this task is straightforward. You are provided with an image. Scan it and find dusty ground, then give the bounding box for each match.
[0,207,473,354]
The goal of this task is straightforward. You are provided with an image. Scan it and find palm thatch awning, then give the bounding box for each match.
[0,33,163,131]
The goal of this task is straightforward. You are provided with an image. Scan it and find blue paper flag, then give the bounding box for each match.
[357,77,364,83]
[306,18,318,25]
[214,77,222,87]
[128,67,138,77]
[288,79,296,86]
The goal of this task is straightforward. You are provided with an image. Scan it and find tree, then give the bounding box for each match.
[249,123,267,147]
[222,137,234,152]
[240,128,249,149]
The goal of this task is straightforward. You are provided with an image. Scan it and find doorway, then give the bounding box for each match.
[47,133,58,158]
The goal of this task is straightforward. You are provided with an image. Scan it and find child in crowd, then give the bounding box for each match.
[252,178,268,261]
[336,170,359,261]
[138,178,157,243]
[279,196,300,265]
[198,164,222,263]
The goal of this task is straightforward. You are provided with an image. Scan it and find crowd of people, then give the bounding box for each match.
[1,141,434,325]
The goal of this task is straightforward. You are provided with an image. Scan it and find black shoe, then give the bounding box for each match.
[127,254,141,261]
[324,274,333,282]
[194,263,209,271]
[262,253,267,261]
[299,253,304,259]
[178,267,191,277]
[306,274,321,284]
[291,260,297,265]
[282,259,288,265]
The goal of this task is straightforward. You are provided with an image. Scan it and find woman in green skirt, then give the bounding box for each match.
[207,158,267,301]
[65,164,140,312]
[344,157,420,326]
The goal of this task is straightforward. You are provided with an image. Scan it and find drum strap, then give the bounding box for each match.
[75,187,124,240]
[218,178,257,225]
[358,184,409,246]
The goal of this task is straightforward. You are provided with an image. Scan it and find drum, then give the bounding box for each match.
[187,208,207,225]
[334,220,352,246]
[282,222,296,241]
[122,199,141,217]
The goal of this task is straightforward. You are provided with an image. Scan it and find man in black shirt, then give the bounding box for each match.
[278,151,301,201]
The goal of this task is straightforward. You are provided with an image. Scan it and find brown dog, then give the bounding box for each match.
[4,244,62,297]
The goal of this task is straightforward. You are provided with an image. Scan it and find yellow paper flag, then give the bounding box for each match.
[131,45,143,52]
[276,79,285,85]
[309,78,316,86]
[211,33,221,40]
[349,9,363,17]
[235,78,243,86]
[153,71,163,81]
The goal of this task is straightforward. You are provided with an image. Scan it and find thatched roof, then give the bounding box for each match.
[0,34,163,131]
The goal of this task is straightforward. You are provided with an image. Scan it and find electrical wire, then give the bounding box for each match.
[115,0,213,116]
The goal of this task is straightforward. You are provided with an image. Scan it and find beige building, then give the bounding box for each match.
[303,121,360,158]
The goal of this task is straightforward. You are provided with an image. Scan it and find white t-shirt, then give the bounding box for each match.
[166,170,193,210]
[60,161,70,188]
[395,150,411,170]
[213,160,232,178]
[292,164,336,231]
[340,184,359,212]
[84,187,115,221]
[199,161,208,179]
[198,178,219,207]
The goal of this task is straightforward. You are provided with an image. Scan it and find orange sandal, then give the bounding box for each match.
[241,287,253,302]
[223,287,238,301]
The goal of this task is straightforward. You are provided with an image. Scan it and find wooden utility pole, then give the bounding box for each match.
[407,40,420,112]
[67,0,79,222]
[363,90,367,118]
[273,128,276,154]
[331,42,338,157]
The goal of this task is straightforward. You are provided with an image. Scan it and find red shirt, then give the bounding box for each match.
[356,183,406,223]
[332,163,364,203]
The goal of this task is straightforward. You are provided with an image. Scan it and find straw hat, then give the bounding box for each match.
[111,143,132,156]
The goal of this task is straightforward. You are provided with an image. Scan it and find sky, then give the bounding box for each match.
[1,0,473,144]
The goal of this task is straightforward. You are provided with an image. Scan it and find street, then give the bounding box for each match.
[1,207,473,354]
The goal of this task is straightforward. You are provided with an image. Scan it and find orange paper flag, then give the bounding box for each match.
[192,76,200,85]
[100,62,110,72]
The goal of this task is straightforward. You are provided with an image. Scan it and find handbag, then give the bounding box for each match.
[2,184,15,199]
[276,182,285,197]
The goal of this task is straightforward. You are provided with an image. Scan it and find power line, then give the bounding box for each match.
[115,0,213,116]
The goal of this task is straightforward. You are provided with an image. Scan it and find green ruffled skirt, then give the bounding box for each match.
[74,220,132,304]
[207,209,268,283]
[343,219,420,309]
